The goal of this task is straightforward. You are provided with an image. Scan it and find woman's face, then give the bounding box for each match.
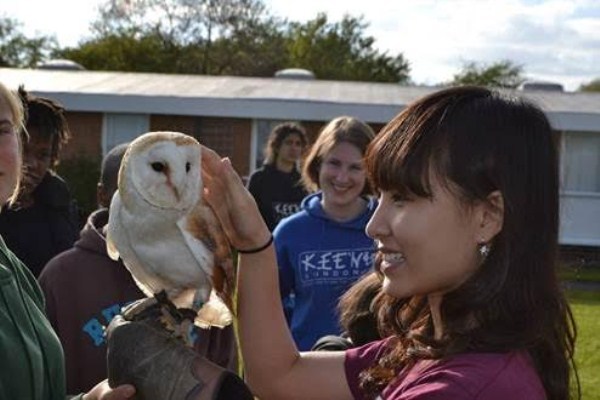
[318,141,367,212]
[366,176,482,299]
[0,96,21,205]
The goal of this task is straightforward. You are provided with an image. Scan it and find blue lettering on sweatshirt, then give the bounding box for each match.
[82,302,132,347]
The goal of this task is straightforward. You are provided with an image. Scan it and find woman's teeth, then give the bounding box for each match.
[383,253,405,263]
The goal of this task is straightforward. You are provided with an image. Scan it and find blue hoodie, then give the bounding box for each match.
[274,192,377,351]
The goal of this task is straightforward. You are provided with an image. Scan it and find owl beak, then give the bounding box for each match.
[171,186,181,202]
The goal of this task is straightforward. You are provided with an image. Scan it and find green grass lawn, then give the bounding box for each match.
[560,267,600,283]
[568,289,600,400]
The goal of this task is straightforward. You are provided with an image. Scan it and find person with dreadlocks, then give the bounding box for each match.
[0,86,80,277]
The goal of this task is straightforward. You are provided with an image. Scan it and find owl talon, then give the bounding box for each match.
[155,291,197,346]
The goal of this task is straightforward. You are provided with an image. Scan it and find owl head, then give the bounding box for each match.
[119,131,202,212]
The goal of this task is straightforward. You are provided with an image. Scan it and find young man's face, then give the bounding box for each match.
[21,126,53,195]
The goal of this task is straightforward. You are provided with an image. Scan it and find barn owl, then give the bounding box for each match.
[106,131,233,339]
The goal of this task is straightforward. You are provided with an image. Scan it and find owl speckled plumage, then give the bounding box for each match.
[106,131,234,335]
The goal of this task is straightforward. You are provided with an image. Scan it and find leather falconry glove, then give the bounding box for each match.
[106,299,253,400]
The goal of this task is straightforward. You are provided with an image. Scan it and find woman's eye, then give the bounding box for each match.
[391,194,409,205]
[0,125,15,136]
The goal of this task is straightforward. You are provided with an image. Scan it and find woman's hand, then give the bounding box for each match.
[201,146,270,250]
[82,380,135,400]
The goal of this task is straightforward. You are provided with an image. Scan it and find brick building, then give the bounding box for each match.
[2,67,599,250]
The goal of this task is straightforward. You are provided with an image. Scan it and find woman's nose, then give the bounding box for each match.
[366,201,386,239]
[334,167,350,182]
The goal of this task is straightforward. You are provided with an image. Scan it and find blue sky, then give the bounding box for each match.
[2,0,598,91]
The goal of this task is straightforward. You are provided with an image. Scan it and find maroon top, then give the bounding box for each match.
[344,338,545,400]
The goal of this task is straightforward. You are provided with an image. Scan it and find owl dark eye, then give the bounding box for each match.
[185,162,191,173]
[151,162,165,172]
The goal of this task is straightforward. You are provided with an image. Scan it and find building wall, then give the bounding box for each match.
[62,112,104,162]
[150,114,197,136]
[138,114,254,176]
[196,117,252,177]
[61,112,383,182]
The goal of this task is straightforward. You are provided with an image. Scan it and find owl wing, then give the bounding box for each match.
[177,201,235,311]
[106,194,122,262]
[106,193,160,298]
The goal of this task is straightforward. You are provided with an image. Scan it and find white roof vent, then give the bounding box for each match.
[274,68,316,80]
[519,80,564,92]
[37,59,86,71]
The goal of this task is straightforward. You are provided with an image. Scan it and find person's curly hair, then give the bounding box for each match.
[18,85,71,168]
[263,122,307,166]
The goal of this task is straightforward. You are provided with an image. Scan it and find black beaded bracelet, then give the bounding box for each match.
[236,235,274,254]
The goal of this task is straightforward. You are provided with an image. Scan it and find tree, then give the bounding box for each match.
[59,32,180,73]
[579,78,600,92]
[450,60,525,89]
[205,20,288,76]
[84,0,282,74]
[0,17,57,68]
[60,2,412,83]
[284,14,410,83]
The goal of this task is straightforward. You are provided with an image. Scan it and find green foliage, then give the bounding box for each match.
[567,290,600,400]
[4,1,410,82]
[0,17,57,67]
[60,32,180,73]
[284,13,410,83]
[205,20,288,76]
[579,78,600,92]
[57,1,409,83]
[451,60,525,89]
[56,155,101,220]
[77,0,286,75]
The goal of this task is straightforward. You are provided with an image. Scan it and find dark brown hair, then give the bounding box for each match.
[361,86,579,400]
[338,272,382,347]
[263,122,307,166]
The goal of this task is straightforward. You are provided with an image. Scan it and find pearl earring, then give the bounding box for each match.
[478,241,490,258]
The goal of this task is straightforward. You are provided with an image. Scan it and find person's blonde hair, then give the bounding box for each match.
[0,82,27,205]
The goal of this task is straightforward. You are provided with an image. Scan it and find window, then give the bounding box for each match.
[562,131,600,193]
[103,114,149,155]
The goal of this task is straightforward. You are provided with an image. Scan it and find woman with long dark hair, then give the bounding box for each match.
[201,86,579,400]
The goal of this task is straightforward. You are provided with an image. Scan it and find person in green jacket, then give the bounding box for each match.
[0,81,135,400]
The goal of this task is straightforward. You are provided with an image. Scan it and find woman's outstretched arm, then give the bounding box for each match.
[201,146,352,400]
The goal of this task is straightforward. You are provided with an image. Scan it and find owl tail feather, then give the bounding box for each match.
[194,291,233,329]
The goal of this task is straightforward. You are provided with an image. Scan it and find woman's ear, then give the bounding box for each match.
[477,190,504,242]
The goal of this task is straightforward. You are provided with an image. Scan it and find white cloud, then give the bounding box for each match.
[267,0,600,90]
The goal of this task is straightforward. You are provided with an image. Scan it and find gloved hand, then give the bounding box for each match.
[106,300,253,400]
